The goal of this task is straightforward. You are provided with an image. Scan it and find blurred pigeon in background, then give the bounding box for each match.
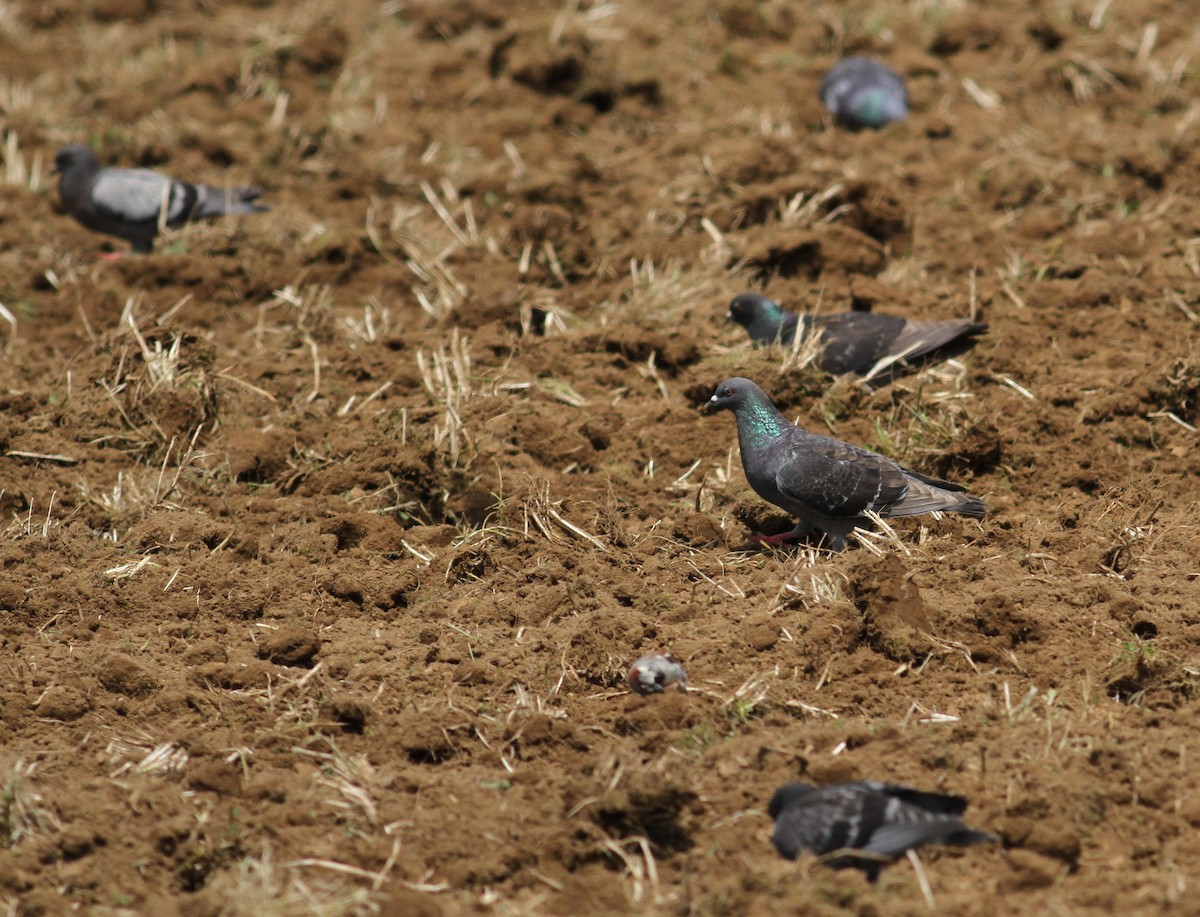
[768,781,994,880]
[819,57,908,130]
[727,293,986,384]
[53,144,269,254]
[701,377,985,551]
[627,653,688,695]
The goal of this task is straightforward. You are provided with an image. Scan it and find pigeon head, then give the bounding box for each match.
[727,293,788,341]
[700,376,766,416]
[52,145,100,177]
[767,783,817,819]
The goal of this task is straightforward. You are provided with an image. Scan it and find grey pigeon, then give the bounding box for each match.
[53,145,268,253]
[701,377,985,551]
[819,57,908,131]
[768,781,994,881]
[727,293,986,384]
[626,653,687,695]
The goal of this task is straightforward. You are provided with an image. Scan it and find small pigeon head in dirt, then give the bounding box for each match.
[820,57,908,131]
[768,780,995,881]
[626,653,687,695]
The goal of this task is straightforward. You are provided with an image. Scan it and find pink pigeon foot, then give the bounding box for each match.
[751,530,801,546]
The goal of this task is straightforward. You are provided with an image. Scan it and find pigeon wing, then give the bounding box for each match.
[879,784,969,816]
[91,168,193,224]
[776,311,801,345]
[774,437,910,518]
[861,816,969,858]
[812,313,906,374]
[771,793,849,859]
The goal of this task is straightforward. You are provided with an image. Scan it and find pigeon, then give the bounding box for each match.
[53,145,269,254]
[727,293,987,384]
[700,377,985,551]
[626,653,688,695]
[768,781,995,880]
[819,57,908,131]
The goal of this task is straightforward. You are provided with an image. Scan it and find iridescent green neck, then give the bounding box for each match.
[737,399,789,441]
[761,300,787,324]
[855,90,888,124]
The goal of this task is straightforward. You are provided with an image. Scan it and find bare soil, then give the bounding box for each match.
[1,0,1198,914]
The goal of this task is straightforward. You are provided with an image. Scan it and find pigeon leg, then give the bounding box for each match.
[751,521,815,546]
[95,251,128,261]
[817,521,856,553]
[817,533,848,552]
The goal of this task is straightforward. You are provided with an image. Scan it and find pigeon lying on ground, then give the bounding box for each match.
[53,145,269,254]
[727,293,986,384]
[768,781,994,881]
[819,57,908,131]
[626,653,688,695]
[701,377,985,551]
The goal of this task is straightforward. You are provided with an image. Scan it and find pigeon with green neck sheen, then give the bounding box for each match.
[768,781,995,881]
[701,377,985,551]
[53,144,269,254]
[727,293,987,383]
[819,57,908,131]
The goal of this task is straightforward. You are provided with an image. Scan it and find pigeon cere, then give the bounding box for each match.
[6,1,1191,912]
[53,145,269,254]
[726,292,988,383]
[768,782,995,880]
[702,377,985,550]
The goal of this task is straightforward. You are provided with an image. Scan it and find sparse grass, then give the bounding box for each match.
[599,257,729,326]
[368,175,485,317]
[77,424,209,530]
[343,297,393,346]
[0,759,60,848]
[106,732,189,780]
[3,492,61,541]
[1,130,42,190]
[199,845,381,917]
[416,327,475,467]
[772,549,848,610]
[724,673,772,726]
[516,479,608,551]
[294,739,382,828]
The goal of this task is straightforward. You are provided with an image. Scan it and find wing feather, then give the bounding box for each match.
[774,438,908,518]
[91,169,181,223]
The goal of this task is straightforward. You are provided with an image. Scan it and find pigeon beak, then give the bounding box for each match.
[725,310,734,322]
[699,395,719,415]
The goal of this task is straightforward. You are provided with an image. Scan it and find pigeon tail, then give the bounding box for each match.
[883,475,986,520]
[879,785,969,815]
[879,318,989,368]
[944,827,998,847]
[190,185,270,220]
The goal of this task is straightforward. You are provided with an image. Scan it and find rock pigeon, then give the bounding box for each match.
[819,57,908,131]
[701,377,985,551]
[626,653,687,695]
[768,781,994,880]
[53,145,269,254]
[727,293,986,384]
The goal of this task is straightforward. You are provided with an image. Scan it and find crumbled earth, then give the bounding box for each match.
[1,0,1198,914]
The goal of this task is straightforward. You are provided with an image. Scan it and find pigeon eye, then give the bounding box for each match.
[724,388,733,396]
